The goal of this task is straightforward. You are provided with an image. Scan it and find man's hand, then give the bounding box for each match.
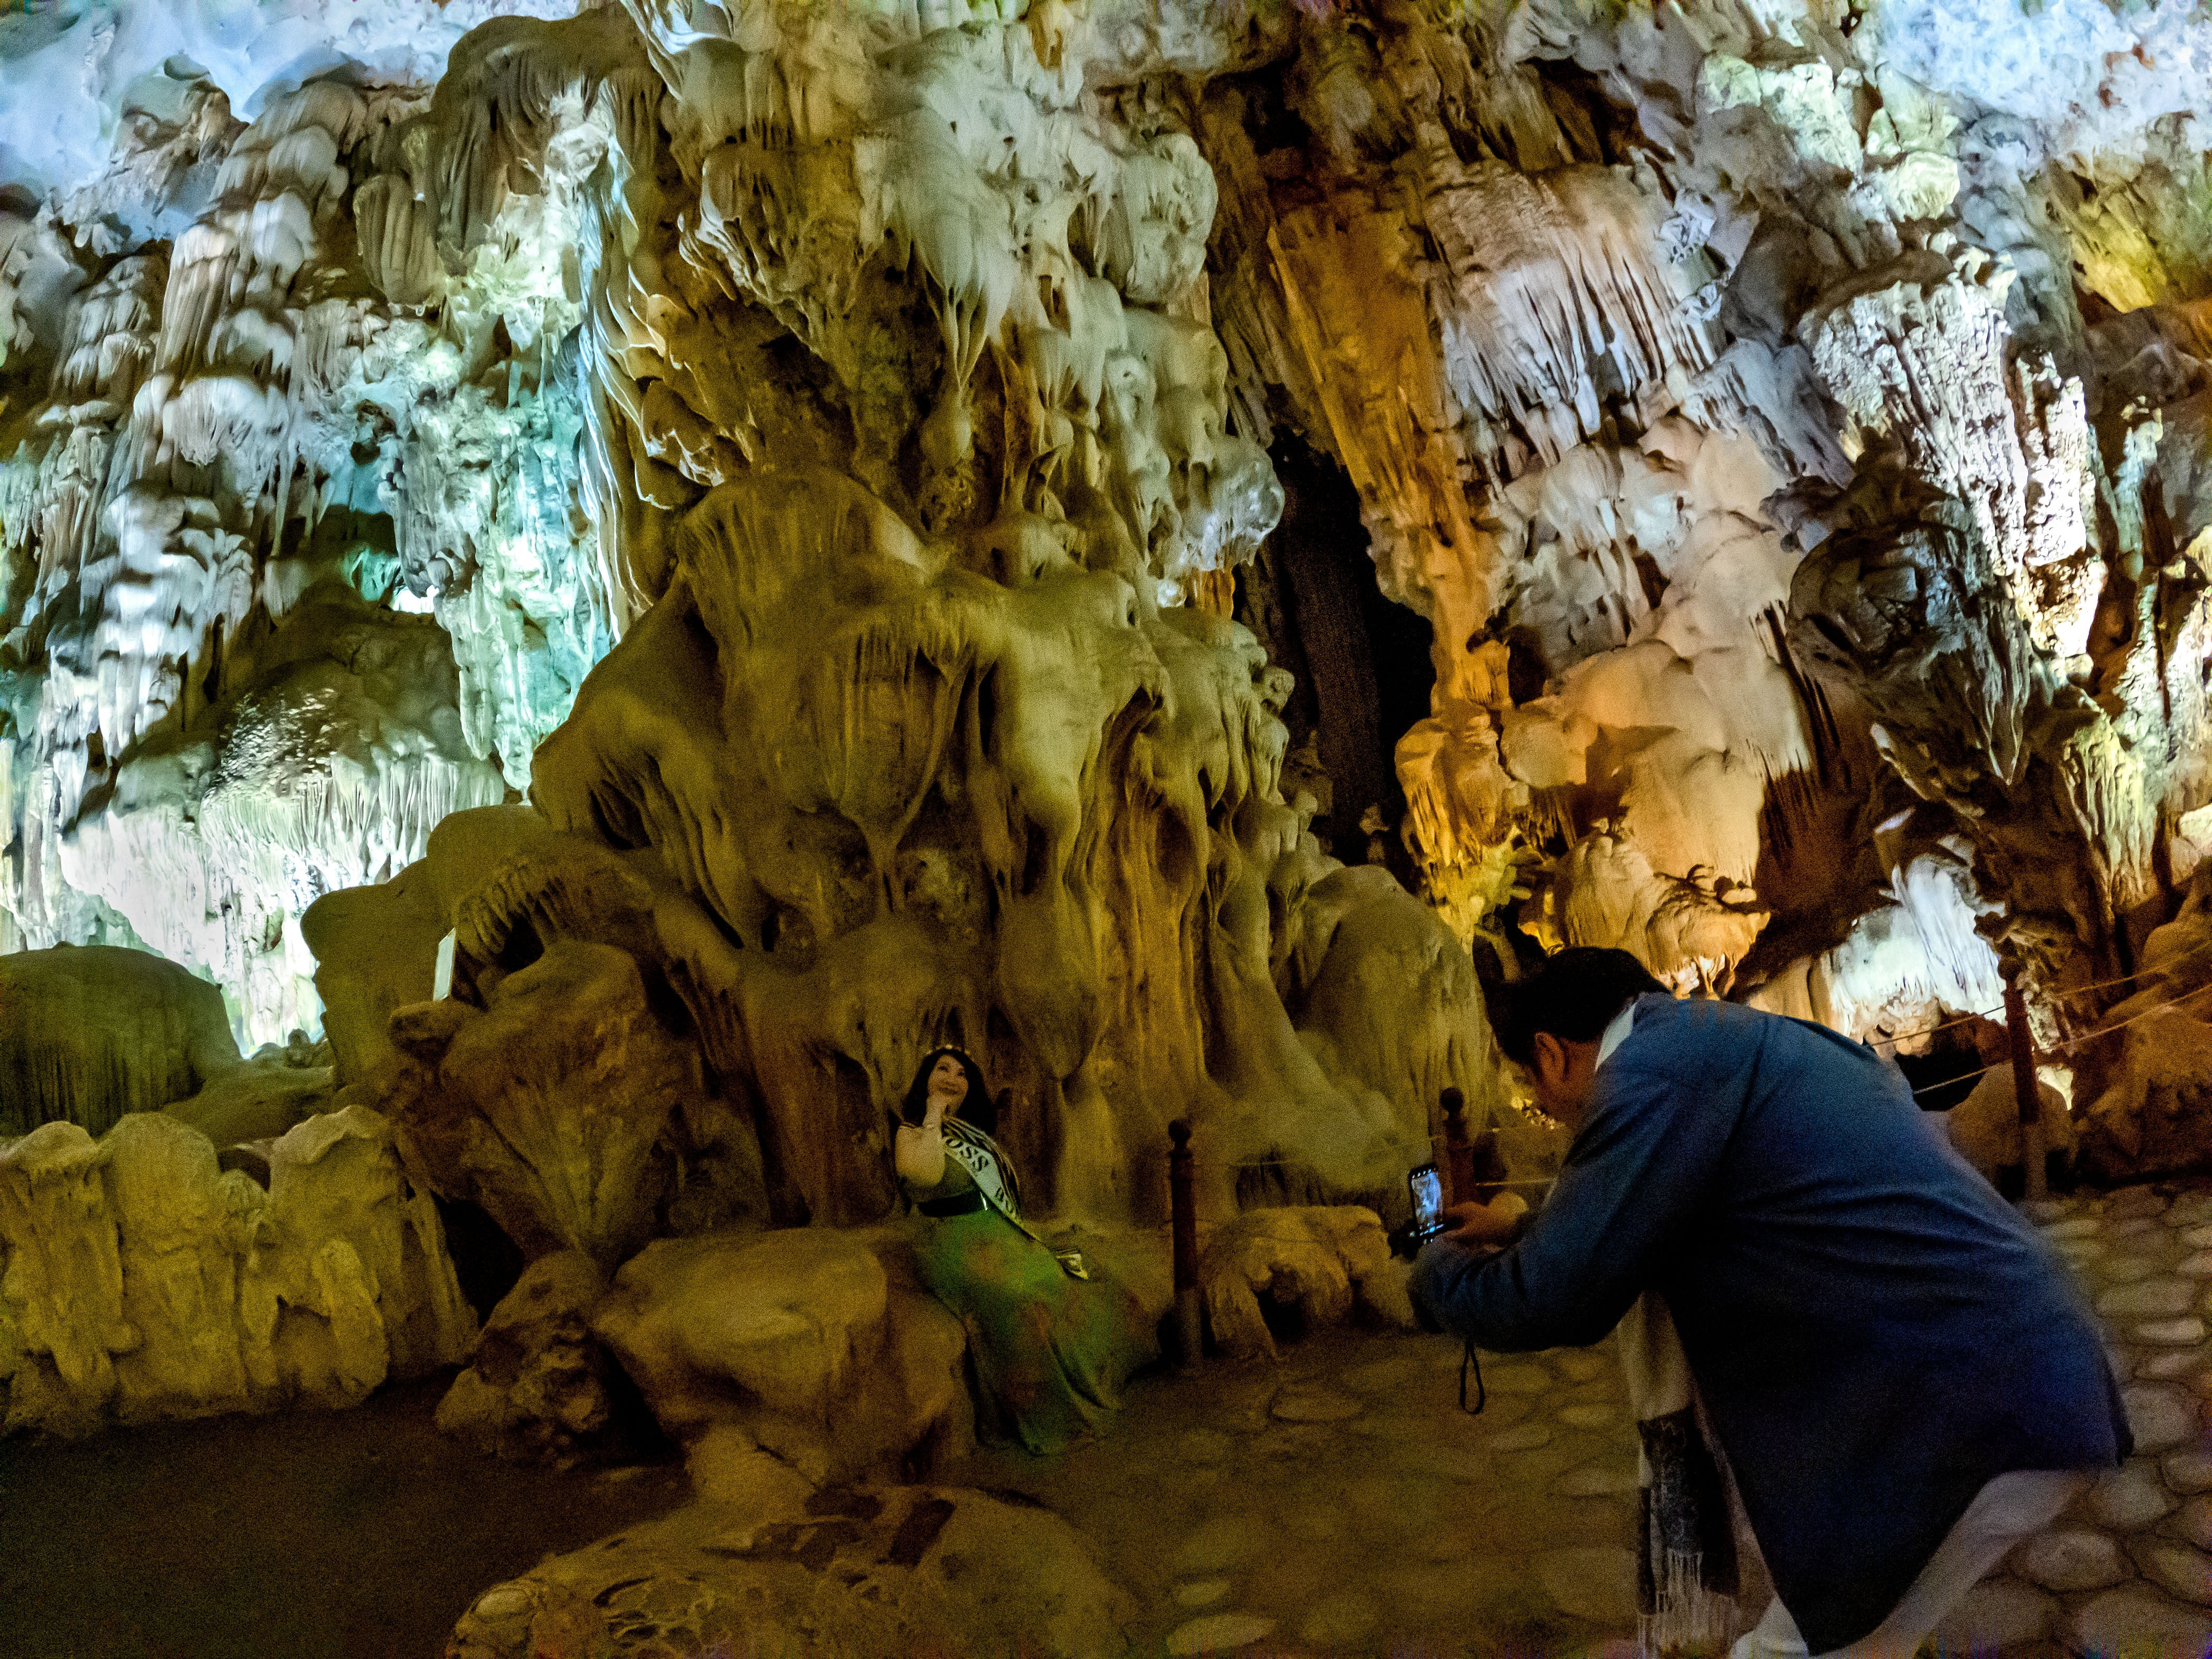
[1441,1194,1527,1246]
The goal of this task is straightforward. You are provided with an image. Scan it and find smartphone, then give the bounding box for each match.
[1407,1162,1446,1244]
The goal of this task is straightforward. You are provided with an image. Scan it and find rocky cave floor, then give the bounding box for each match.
[4,1182,2209,1659]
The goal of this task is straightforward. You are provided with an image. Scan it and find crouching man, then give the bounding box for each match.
[1414,948,2130,1659]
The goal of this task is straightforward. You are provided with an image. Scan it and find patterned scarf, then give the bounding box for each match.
[1622,1293,1740,1654]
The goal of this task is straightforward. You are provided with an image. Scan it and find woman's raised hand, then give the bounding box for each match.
[923,1053,967,1124]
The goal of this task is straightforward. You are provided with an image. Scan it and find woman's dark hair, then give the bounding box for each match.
[1486,947,1667,1067]
[896,1046,998,1139]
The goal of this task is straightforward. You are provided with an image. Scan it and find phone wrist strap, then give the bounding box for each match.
[1458,1341,1485,1415]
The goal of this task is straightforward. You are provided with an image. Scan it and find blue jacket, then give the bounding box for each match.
[1412,995,2129,1651]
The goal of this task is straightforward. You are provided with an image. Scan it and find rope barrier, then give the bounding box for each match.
[2052,982,2212,1050]
[1157,935,2212,1141]
[1180,967,2212,1116]
[2050,934,2212,1000]
[1867,933,2212,1052]
[1907,1060,2000,1100]
[1868,1004,2006,1050]
[1904,978,2212,1099]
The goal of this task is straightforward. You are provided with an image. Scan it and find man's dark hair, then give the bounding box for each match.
[1486,947,1667,1067]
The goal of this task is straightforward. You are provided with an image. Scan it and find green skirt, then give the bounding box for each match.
[916,1210,1152,1456]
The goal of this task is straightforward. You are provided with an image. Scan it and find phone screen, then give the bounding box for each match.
[1409,1164,1443,1231]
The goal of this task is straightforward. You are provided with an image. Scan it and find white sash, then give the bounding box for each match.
[938,1118,1089,1279]
[943,1118,1018,1217]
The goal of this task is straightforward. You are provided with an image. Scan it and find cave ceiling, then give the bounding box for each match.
[4,0,2212,1094]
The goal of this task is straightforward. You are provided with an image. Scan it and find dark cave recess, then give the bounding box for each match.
[1239,434,1435,873]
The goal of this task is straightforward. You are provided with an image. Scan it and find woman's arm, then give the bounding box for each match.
[894,1112,947,1188]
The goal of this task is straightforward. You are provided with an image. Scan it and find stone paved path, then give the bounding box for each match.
[965,1321,1655,1657]
[959,1180,2212,1658]
[1967,1183,2212,1658]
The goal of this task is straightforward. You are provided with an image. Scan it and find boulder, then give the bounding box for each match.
[2069,1584,2212,1657]
[2013,1527,2128,1594]
[386,940,700,1268]
[437,1251,637,1467]
[1947,1062,2074,1179]
[1198,1205,1415,1361]
[167,1041,334,1152]
[2080,1009,2212,1180]
[591,1224,971,1486]
[0,943,332,1160]
[302,862,451,1087]
[0,944,239,1138]
[445,1483,1137,1659]
[1931,1578,2055,1651]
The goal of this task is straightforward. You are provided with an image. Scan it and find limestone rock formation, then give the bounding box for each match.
[389,941,699,1268]
[235,2,1504,1243]
[1,20,600,1044]
[1196,2,1829,985]
[1744,843,2003,1048]
[446,1480,1138,1659]
[1199,1204,1414,1362]
[435,1250,633,1468]
[1946,1062,2076,1183]
[589,1224,974,1485]
[0,943,238,1137]
[170,1034,338,1156]
[20,0,2212,1475]
[57,581,508,1045]
[2080,1005,2212,1181]
[1186,0,2212,1082]
[1,941,332,1150]
[0,1103,473,1435]
[17,0,2212,1187]
[2048,885,2212,1178]
[509,480,1467,1222]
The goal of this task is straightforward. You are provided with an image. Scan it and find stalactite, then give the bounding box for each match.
[9,0,2212,1359]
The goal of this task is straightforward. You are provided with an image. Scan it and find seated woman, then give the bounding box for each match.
[891,1046,1153,1455]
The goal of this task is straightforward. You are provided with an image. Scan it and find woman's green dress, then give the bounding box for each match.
[901,1134,1152,1455]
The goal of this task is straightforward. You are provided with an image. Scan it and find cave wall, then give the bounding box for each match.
[0,19,605,1043]
[6,0,2212,1259]
[1176,0,2212,1068]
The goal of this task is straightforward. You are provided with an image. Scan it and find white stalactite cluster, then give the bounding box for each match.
[1,12,613,1040]
[1791,246,2212,1013]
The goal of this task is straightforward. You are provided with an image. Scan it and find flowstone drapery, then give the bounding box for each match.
[291,1,1496,1247]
